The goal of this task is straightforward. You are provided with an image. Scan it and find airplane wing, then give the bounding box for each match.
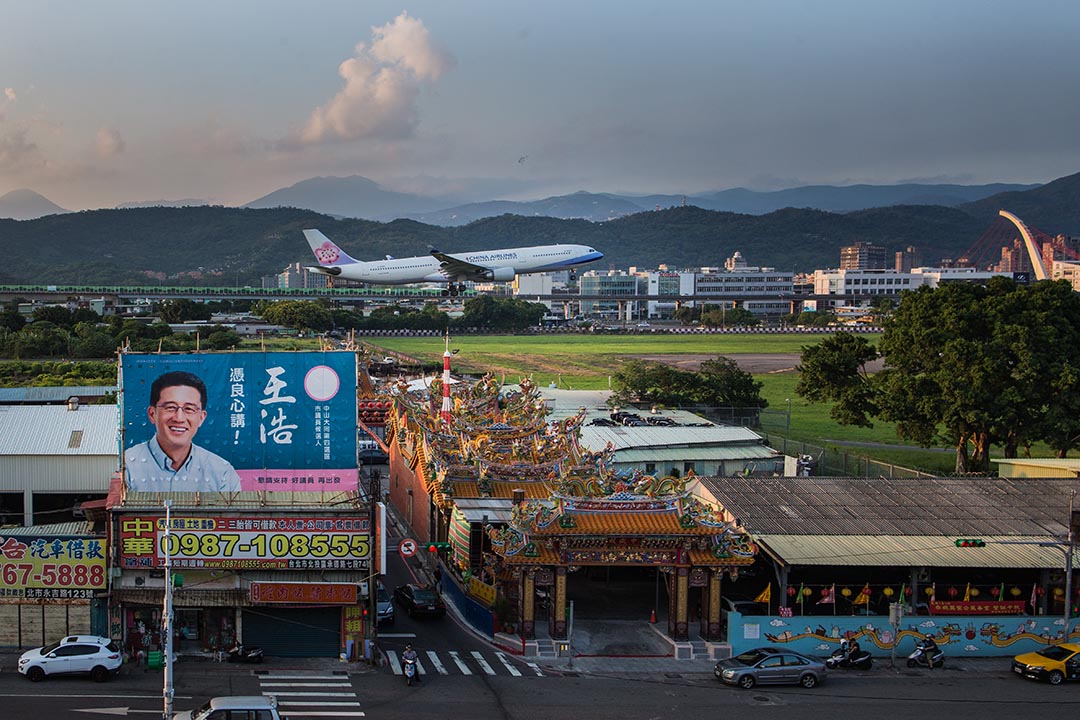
[430,249,492,280]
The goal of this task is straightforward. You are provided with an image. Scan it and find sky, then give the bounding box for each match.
[2,0,1079,211]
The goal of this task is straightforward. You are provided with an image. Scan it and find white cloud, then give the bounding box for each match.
[3,88,15,102]
[96,127,125,158]
[299,12,454,145]
[0,128,40,171]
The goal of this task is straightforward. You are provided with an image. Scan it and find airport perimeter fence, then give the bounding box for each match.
[716,406,935,479]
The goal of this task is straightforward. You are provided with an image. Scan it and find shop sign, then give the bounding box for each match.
[121,352,359,492]
[119,516,370,570]
[929,600,1027,615]
[0,534,106,599]
[469,576,496,605]
[250,582,357,604]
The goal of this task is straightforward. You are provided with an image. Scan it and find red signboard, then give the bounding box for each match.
[249,581,357,604]
[929,600,1027,615]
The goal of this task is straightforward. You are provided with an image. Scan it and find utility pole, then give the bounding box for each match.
[367,469,379,663]
[162,500,174,720]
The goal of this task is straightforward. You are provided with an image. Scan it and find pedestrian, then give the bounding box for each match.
[434,565,442,593]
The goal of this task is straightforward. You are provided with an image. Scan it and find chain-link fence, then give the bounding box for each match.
[705,406,934,478]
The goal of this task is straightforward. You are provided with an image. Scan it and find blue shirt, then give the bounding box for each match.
[125,435,242,492]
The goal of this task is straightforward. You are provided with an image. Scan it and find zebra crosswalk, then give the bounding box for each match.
[257,673,366,718]
[385,649,545,678]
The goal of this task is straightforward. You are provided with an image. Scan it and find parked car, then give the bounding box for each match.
[714,647,826,689]
[174,695,281,720]
[1012,643,1080,684]
[394,583,447,618]
[377,582,395,626]
[18,635,122,682]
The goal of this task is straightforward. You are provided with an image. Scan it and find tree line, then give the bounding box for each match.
[797,278,1080,472]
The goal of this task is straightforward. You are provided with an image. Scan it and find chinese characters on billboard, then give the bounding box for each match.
[120,352,358,492]
[0,534,106,599]
[119,516,370,571]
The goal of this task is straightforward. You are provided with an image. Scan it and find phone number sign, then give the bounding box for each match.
[119,516,370,570]
[0,535,106,599]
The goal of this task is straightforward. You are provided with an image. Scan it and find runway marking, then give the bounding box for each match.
[449,650,472,675]
[495,651,522,676]
[470,650,496,675]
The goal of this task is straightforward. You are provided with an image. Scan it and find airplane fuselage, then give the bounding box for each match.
[305,230,604,287]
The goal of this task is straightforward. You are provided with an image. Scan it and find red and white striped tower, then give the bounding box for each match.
[441,332,453,426]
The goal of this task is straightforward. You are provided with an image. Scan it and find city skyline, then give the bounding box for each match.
[2,0,1078,212]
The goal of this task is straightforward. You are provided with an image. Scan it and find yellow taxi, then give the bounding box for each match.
[1012,643,1080,685]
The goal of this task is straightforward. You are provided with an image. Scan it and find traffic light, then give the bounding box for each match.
[428,541,452,553]
[955,538,986,548]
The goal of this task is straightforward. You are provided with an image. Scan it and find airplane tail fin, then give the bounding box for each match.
[303,229,360,267]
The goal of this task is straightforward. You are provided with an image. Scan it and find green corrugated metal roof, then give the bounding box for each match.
[615,446,777,463]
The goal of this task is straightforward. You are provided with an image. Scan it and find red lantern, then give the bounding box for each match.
[947,586,958,598]
[820,587,830,597]
[787,587,796,597]
[904,586,912,596]
[1037,586,1045,596]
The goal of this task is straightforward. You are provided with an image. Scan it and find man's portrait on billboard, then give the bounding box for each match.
[124,370,241,492]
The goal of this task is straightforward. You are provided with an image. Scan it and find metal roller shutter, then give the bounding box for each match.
[241,606,341,657]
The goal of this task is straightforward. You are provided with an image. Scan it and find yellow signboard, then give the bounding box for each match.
[0,535,106,599]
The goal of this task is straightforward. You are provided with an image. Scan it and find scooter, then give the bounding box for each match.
[226,643,264,664]
[825,645,873,670]
[906,640,944,668]
[403,656,417,686]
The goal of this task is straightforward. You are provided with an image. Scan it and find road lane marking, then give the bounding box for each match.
[386,650,402,674]
[263,692,358,697]
[525,660,545,676]
[258,682,352,687]
[277,702,362,707]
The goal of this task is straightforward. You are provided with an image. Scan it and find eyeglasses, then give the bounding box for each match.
[155,403,203,416]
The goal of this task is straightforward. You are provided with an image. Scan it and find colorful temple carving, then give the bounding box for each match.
[386,371,758,642]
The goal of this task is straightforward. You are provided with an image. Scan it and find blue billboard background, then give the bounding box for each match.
[121,352,358,491]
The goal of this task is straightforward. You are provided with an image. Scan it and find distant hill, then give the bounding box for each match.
[0,189,69,220]
[241,174,1039,224]
[959,171,1080,235]
[406,191,649,225]
[117,199,209,209]
[244,175,452,221]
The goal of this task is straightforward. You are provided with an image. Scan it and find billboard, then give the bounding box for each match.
[119,516,370,570]
[121,352,358,492]
[0,534,106,599]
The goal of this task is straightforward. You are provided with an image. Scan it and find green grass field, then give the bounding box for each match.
[363,332,960,474]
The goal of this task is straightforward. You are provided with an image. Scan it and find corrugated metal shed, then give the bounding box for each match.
[993,457,1080,478]
[580,425,763,452]
[756,534,1075,569]
[0,386,116,403]
[696,476,1080,536]
[0,521,94,536]
[0,405,117,455]
[452,498,515,524]
[614,446,776,463]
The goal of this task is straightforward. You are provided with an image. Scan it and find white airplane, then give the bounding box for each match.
[303,229,604,296]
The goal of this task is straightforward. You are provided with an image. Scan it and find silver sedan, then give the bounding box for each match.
[714,647,827,689]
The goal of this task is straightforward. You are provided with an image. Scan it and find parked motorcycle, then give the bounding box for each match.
[403,656,418,686]
[906,639,944,668]
[825,645,873,670]
[226,643,264,664]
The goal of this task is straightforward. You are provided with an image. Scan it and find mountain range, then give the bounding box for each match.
[0,171,1076,286]
[1,176,1040,224]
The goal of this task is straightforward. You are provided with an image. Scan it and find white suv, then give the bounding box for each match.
[18,635,122,682]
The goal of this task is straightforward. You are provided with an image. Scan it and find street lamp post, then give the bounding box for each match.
[784,398,791,456]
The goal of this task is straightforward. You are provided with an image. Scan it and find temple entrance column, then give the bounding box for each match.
[706,571,722,641]
[552,566,568,640]
[667,567,689,641]
[521,571,536,639]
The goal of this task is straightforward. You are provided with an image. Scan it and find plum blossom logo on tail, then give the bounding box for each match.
[315,242,341,265]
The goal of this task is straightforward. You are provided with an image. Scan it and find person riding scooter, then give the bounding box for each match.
[920,634,939,668]
[402,643,420,685]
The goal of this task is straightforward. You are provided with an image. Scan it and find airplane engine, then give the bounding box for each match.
[483,267,516,282]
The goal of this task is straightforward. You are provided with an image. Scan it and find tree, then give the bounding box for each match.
[157,299,212,323]
[260,300,332,333]
[795,333,879,427]
[697,357,767,408]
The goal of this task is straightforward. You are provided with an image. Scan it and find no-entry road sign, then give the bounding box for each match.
[398,538,418,557]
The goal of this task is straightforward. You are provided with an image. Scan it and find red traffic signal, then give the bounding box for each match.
[428,544,438,553]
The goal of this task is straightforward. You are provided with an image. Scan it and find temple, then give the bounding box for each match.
[385,369,759,642]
